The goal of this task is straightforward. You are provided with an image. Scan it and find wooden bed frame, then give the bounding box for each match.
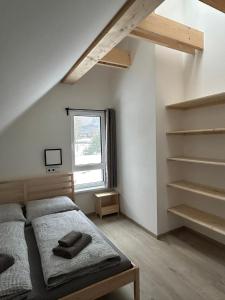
[60,264,139,300]
[0,173,140,300]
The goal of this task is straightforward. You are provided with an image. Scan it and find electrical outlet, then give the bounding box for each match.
[46,167,57,173]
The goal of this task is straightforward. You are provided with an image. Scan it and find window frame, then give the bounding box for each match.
[71,109,106,192]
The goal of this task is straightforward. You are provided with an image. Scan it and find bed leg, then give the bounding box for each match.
[134,267,140,300]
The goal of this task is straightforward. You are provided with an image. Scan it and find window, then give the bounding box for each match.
[72,110,106,192]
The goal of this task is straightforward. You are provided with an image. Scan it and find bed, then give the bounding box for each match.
[0,173,140,300]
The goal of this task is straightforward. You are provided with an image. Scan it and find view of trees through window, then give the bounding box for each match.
[74,116,102,165]
[74,114,105,190]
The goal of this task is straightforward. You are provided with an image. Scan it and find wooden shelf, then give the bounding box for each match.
[167,156,225,167]
[167,180,225,202]
[166,128,225,135]
[168,204,225,236]
[166,92,225,110]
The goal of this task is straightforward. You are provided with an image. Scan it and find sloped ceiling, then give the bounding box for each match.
[0,0,126,133]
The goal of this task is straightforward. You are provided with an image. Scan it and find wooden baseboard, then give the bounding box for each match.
[86,212,96,218]
[158,226,225,249]
[182,226,225,250]
[89,211,225,250]
[157,226,186,239]
[120,212,158,239]
[120,212,185,239]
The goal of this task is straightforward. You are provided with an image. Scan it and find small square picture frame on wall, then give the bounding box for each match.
[44,149,62,166]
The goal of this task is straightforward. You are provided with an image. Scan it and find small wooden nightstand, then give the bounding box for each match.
[94,191,120,219]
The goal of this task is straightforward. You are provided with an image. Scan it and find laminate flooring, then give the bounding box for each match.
[90,215,225,300]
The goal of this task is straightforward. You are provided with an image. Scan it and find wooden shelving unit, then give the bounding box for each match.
[168,205,225,236]
[166,91,225,239]
[167,128,225,135]
[167,156,225,167]
[167,180,225,202]
[166,92,225,110]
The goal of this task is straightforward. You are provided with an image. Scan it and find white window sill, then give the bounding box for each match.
[75,185,106,195]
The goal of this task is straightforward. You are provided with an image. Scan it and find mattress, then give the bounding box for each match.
[26,211,132,300]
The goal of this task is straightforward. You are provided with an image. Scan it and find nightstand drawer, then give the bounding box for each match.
[101,204,119,216]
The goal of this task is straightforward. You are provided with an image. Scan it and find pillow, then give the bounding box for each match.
[26,196,79,223]
[0,203,26,223]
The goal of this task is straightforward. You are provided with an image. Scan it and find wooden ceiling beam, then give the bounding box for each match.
[62,0,164,84]
[97,48,131,69]
[199,0,225,13]
[130,13,204,54]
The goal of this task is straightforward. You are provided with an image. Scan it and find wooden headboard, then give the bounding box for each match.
[0,173,74,204]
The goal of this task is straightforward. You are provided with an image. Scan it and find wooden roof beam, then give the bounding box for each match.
[199,0,225,13]
[97,48,131,69]
[62,0,164,84]
[130,13,204,54]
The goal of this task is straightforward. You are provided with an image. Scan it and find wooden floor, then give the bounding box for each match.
[90,215,225,300]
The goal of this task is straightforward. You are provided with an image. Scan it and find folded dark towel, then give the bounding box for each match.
[0,254,15,274]
[53,233,92,259]
[58,231,82,247]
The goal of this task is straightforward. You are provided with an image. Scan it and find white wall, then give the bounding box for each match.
[0,66,112,213]
[111,38,158,234]
[183,0,225,98]
[152,0,186,234]
[0,0,126,133]
[109,0,188,235]
[155,46,185,234]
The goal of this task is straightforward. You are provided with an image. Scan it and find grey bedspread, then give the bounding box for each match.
[0,221,32,299]
[32,211,121,288]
